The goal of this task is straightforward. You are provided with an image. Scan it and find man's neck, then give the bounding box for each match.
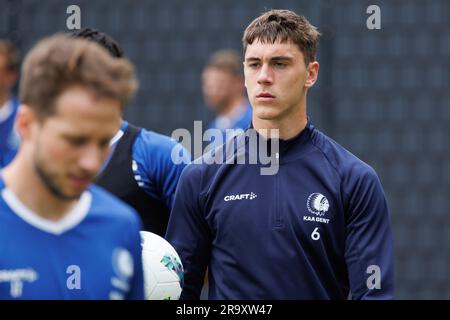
[254,117,307,140]
[253,104,308,140]
[2,154,77,221]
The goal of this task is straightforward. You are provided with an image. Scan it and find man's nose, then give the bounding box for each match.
[78,145,103,175]
[257,64,273,85]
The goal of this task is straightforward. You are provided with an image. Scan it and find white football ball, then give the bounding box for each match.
[140,231,184,300]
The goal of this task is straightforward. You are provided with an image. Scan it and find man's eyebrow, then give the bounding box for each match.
[245,56,294,62]
[271,56,293,62]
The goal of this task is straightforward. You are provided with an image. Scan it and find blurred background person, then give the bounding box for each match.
[0,40,20,168]
[72,28,190,237]
[202,49,252,139]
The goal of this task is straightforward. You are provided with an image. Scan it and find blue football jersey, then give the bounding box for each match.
[208,103,252,132]
[100,121,190,211]
[0,178,144,300]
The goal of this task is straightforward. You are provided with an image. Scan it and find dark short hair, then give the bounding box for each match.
[243,9,320,64]
[71,27,124,58]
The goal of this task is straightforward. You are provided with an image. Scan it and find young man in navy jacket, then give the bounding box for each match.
[166,9,394,299]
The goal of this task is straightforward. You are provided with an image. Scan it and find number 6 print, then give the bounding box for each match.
[311,227,320,241]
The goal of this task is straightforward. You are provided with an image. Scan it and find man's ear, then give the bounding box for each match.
[305,61,319,88]
[15,104,39,141]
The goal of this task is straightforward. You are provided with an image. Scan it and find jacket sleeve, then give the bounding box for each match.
[165,163,211,300]
[344,166,395,299]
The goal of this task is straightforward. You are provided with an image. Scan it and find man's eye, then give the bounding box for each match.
[99,139,110,148]
[274,62,287,68]
[248,62,260,68]
[67,137,86,146]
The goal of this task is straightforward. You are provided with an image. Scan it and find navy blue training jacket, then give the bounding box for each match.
[166,122,394,300]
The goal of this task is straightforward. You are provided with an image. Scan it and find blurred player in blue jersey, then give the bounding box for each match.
[71,28,190,237]
[166,9,395,299]
[0,40,20,168]
[0,34,144,299]
[202,49,252,146]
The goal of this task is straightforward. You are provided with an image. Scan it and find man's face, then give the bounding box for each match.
[29,86,121,200]
[244,40,317,122]
[202,67,236,113]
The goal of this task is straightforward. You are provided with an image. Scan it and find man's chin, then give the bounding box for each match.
[254,107,280,121]
[54,188,85,201]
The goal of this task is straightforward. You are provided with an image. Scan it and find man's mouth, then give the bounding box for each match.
[257,92,275,98]
[69,175,93,188]
[256,92,276,102]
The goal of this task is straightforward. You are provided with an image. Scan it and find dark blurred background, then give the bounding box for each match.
[1,0,449,299]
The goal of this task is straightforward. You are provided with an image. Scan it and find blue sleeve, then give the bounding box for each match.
[344,166,395,299]
[132,130,191,210]
[165,164,211,300]
[126,213,145,300]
